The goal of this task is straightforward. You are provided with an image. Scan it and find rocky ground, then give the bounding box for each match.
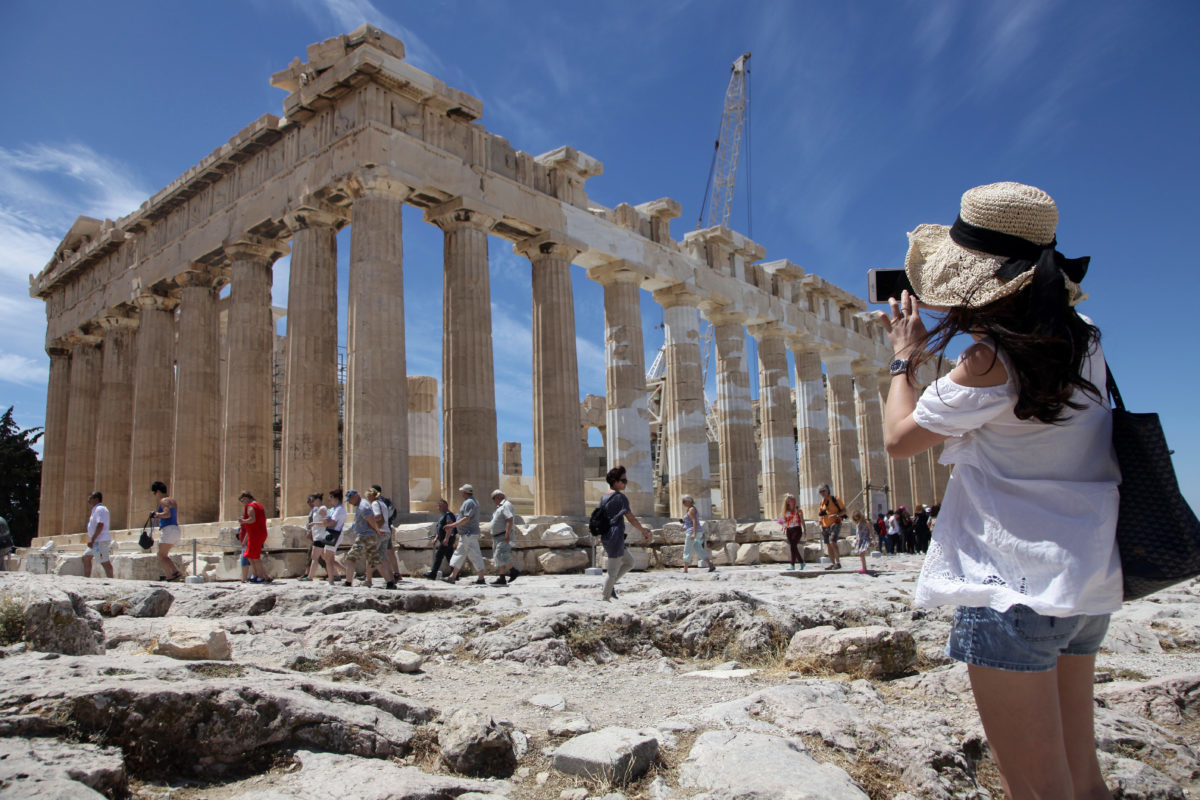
[1,556,1197,799]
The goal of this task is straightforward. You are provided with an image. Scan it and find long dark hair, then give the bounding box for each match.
[910,262,1101,423]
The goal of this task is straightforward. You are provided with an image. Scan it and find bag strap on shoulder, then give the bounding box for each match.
[1104,359,1125,412]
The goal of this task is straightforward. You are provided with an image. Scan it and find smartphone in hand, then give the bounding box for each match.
[867,268,916,304]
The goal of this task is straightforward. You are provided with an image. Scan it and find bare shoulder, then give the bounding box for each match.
[950,342,1008,388]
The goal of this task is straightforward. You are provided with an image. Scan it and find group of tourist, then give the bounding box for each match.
[873,505,935,555]
[438,484,521,586]
[80,481,183,581]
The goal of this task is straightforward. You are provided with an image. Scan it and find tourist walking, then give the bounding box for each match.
[237,490,271,583]
[914,505,933,553]
[487,489,519,585]
[680,494,712,573]
[343,488,391,589]
[880,181,1119,799]
[874,513,888,553]
[442,485,485,584]
[781,494,806,570]
[425,498,457,580]
[322,489,347,584]
[851,511,872,574]
[598,465,650,601]
[885,509,902,554]
[898,506,917,553]
[301,493,329,581]
[370,485,401,585]
[816,484,845,570]
[82,491,113,578]
[151,481,183,581]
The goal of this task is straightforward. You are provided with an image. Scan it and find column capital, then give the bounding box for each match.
[97,309,139,331]
[225,235,289,263]
[344,167,415,201]
[284,203,345,233]
[424,196,501,232]
[634,197,683,220]
[65,330,103,349]
[46,338,72,358]
[514,230,585,262]
[133,292,179,312]
[586,260,642,287]
[699,300,746,327]
[175,266,223,290]
[747,321,788,342]
[652,284,704,310]
[822,349,855,375]
[852,358,884,380]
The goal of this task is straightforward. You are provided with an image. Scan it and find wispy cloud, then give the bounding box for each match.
[0,353,47,386]
[290,0,447,76]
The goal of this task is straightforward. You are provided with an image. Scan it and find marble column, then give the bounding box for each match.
[173,269,222,523]
[281,207,341,517]
[876,372,913,513]
[407,376,440,510]
[823,351,863,513]
[426,200,499,499]
[346,182,410,508]
[38,342,72,537]
[221,240,281,521]
[128,293,178,528]
[910,442,936,509]
[853,365,888,515]
[94,312,138,531]
[61,334,103,532]
[791,342,831,513]
[705,308,757,519]
[588,263,652,514]
[652,286,711,518]
[931,446,952,504]
[518,234,584,516]
[751,323,796,518]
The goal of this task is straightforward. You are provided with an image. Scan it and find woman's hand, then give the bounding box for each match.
[878,290,928,360]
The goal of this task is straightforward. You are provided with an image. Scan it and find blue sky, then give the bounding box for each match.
[1,1,1197,509]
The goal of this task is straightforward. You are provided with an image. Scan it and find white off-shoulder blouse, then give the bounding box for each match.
[911,340,1123,616]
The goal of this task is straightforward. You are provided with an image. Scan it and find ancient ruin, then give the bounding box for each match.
[29,26,948,545]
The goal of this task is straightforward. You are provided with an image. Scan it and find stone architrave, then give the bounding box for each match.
[221,239,283,521]
[128,293,178,529]
[94,312,138,531]
[345,177,412,508]
[588,262,652,514]
[791,342,831,512]
[703,306,757,519]
[652,286,711,518]
[823,351,863,513]
[407,375,440,508]
[852,365,887,505]
[517,233,584,516]
[280,206,342,517]
[38,343,72,537]
[173,268,222,523]
[750,323,796,518]
[426,199,500,500]
[61,333,103,532]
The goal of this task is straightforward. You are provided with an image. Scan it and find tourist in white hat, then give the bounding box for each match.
[880,182,1118,798]
[442,484,484,584]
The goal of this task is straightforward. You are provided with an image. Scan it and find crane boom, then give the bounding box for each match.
[701,51,751,230]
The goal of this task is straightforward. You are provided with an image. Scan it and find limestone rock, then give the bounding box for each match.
[528,693,567,711]
[678,730,869,799]
[389,648,424,673]
[438,709,518,777]
[757,540,790,563]
[21,587,103,655]
[507,638,574,666]
[538,549,589,574]
[0,737,127,799]
[786,624,916,678]
[735,543,760,565]
[149,621,233,660]
[597,548,651,572]
[646,589,800,660]
[541,522,581,548]
[103,587,174,618]
[548,715,592,736]
[552,727,658,785]
[1099,753,1186,799]
[113,552,185,581]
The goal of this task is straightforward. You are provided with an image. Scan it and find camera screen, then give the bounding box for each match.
[868,269,916,304]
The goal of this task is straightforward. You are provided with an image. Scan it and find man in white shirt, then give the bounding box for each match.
[83,491,113,578]
[487,489,519,586]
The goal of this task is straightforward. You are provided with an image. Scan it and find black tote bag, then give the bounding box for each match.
[1107,364,1200,600]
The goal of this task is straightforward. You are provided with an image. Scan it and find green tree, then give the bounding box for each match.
[0,406,43,547]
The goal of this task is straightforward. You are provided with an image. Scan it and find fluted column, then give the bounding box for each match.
[824,351,863,513]
[518,234,584,516]
[94,312,138,531]
[346,180,411,508]
[751,323,796,517]
[38,342,72,537]
[704,307,757,518]
[61,333,103,532]
[407,376,440,509]
[853,365,888,514]
[426,200,499,499]
[588,263,652,513]
[792,342,831,512]
[221,240,283,520]
[877,372,913,512]
[129,293,178,527]
[281,207,342,517]
[910,441,935,509]
[173,268,222,523]
[653,286,711,518]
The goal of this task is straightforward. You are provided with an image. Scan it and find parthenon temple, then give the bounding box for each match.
[30,26,948,539]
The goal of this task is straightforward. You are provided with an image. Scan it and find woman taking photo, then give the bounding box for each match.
[880,182,1120,799]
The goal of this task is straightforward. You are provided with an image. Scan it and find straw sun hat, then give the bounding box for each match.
[904,182,1089,308]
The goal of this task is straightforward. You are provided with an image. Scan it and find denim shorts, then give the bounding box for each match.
[947,604,1110,673]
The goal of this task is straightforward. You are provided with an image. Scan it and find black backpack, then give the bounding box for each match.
[588,494,612,537]
[381,497,398,527]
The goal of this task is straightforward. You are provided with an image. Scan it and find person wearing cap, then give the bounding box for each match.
[441,484,484,584]
[816,484,845,570]
[342,488,393,589]
[880,182,1119,798]
[486,489,519,586]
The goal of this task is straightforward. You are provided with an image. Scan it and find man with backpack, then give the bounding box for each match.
[371,484,402,584]
[425,498,457,580]
[596,465,651,601]
[817,484,845,570]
